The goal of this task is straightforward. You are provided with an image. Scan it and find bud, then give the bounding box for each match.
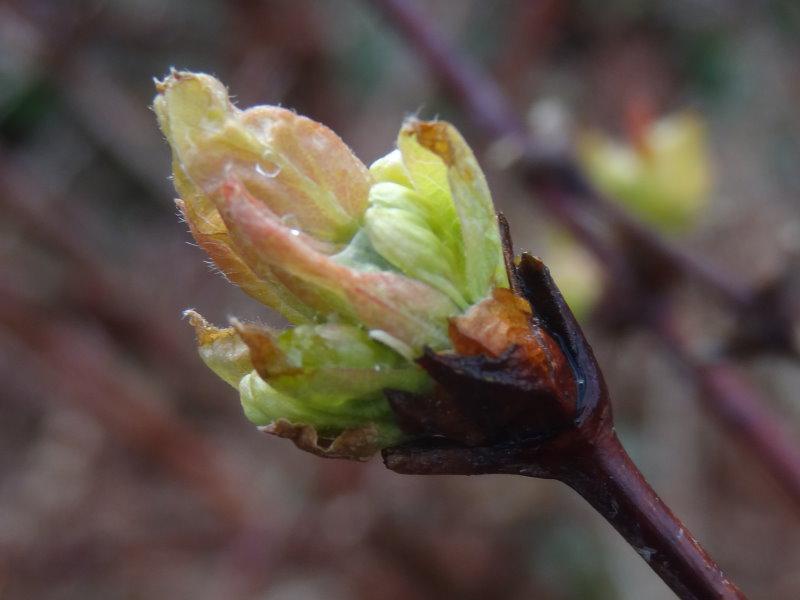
[578,112,712,233]
[155,71,511,458]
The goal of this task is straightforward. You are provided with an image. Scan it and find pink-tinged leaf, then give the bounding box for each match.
[236,106,372,242]
[216,179,457,352]
[177,199,314,324]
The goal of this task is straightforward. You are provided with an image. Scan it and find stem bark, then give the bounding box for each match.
[557,429,746,600]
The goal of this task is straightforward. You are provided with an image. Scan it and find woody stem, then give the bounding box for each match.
[552,428,746,600]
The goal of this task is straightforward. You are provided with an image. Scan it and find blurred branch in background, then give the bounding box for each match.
[0,148,211,402]
[0,286,252,528]
[367,0,800,507]
[654,311,800,503]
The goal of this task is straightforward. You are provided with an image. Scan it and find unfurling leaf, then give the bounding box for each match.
[155,71,569,459]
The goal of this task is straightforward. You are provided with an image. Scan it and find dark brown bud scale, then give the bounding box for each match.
[385,254,590,447]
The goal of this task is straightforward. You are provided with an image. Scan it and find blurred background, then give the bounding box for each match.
[2,1,800,598]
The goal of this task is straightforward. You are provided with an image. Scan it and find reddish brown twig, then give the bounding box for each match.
[562,429,744,600]
[385,431,745,600]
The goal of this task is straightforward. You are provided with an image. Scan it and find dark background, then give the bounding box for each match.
[2,1,800,598]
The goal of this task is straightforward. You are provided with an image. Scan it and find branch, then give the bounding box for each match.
[654,311,800,504]
[385,430,745,600]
